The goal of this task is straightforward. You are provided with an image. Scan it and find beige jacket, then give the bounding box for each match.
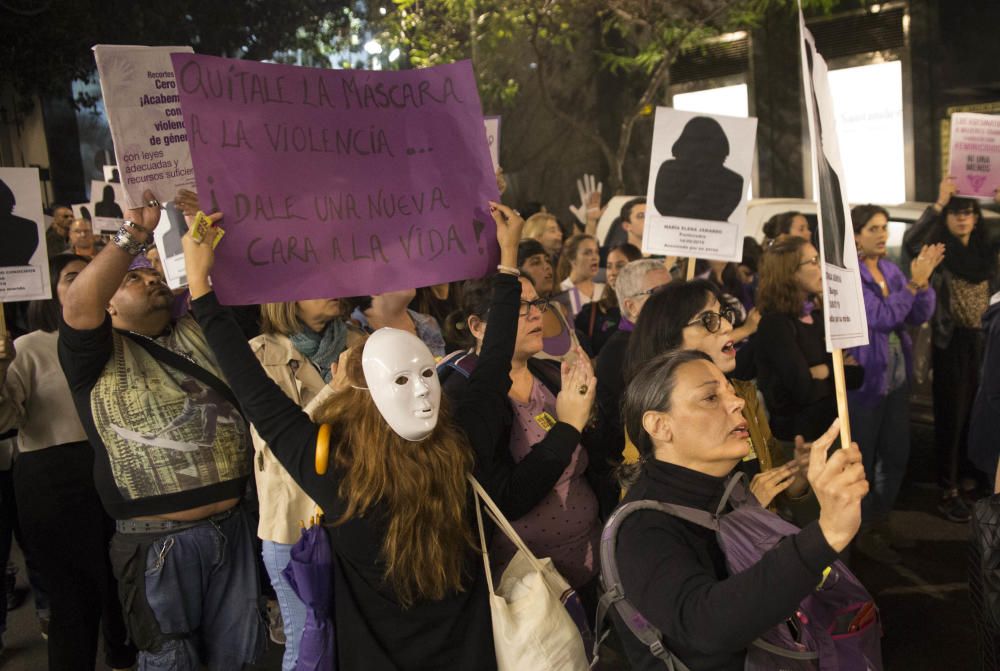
[249,333,336,545]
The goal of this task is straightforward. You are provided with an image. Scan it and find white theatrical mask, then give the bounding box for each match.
[361,328,442,441]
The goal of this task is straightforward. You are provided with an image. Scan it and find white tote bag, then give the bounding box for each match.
[470,476,590,671]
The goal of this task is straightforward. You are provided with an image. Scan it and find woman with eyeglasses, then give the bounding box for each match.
[516,239,583,361]
[902,177,1000,521]
[846,204,943,561]
[440,275,610,614]
[754,238,864,450]
[623,279,810,508]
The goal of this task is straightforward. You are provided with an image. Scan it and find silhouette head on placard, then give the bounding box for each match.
[0,179,40,267]
[653,116,744,222]
[95,184,124,219]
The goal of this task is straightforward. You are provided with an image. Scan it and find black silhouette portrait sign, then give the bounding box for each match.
[654,116,744,222]
[89,179,127,234]
[0,179,40,266]
[643,108,757,262]
[0,168,50,302]
[799,17,869,350]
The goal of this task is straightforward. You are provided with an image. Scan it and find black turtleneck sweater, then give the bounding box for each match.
[614,459,838,671]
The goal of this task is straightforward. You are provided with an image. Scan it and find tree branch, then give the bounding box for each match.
[526,8,618,174]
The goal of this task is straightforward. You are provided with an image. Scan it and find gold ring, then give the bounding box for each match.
[577,384,588,395]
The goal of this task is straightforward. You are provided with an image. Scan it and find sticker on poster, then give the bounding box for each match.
[484,116,500,172]
[0,168,50,302]
[642,108,757,262]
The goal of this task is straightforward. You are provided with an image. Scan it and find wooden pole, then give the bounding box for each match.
[0,307,7,339]
[831,348,852,450]
[685,257,697,281]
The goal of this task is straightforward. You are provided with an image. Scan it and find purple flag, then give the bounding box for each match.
[170,54,499,304]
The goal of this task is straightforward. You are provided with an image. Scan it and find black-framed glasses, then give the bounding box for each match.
[628,283,668,299]
[686,307,737,333]
[518,298,550,316]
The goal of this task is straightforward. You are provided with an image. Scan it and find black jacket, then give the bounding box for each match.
[969,297,1000,476]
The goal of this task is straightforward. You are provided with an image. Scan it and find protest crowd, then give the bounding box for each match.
[1,27,1000,671]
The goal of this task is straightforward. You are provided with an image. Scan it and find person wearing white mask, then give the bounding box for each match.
[184,201,544,670]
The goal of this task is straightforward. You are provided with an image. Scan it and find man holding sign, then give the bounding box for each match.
[58,191,262,669]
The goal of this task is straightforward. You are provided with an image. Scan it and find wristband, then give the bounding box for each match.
[112,220,150,256]
[497,264,521,276]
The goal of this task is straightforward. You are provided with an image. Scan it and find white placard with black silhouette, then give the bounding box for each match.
[643,108,757,262]
[800,15,869,351]
[90,179,127,234]
[0,168,50,302]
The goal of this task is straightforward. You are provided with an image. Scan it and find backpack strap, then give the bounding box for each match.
[593,500,716,671]
[119,330,245,421]
[716,471,751,515]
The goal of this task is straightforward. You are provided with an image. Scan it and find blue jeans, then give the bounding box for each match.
[850,382,911,526]
[109,507,265,670]
[262,540,308,671]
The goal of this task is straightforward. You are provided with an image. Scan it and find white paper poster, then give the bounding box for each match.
[153,203,189,289]
[102,165,121,183]
[0,168,50,302]
[800,12,869,351]
[643,108,757,262]
[484,116,501,172]
[948,112,1000,199]
[94,44,196,209]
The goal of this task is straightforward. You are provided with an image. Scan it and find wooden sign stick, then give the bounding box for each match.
[685,257,697,281]
[831,348,853,449]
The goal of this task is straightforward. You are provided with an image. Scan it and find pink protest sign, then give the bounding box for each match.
[170,54,499,304]
[949,113,1000,198]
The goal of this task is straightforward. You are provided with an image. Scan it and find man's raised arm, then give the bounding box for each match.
[62,189,163,330]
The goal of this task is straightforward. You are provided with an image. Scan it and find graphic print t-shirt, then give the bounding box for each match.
[59,314,250,519]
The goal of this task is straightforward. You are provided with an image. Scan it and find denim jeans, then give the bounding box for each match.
[262,540,308,671]
[109,506,265,671]
[850,382,911,526]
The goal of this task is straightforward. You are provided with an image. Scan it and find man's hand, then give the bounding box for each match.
[123,189,166,240]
